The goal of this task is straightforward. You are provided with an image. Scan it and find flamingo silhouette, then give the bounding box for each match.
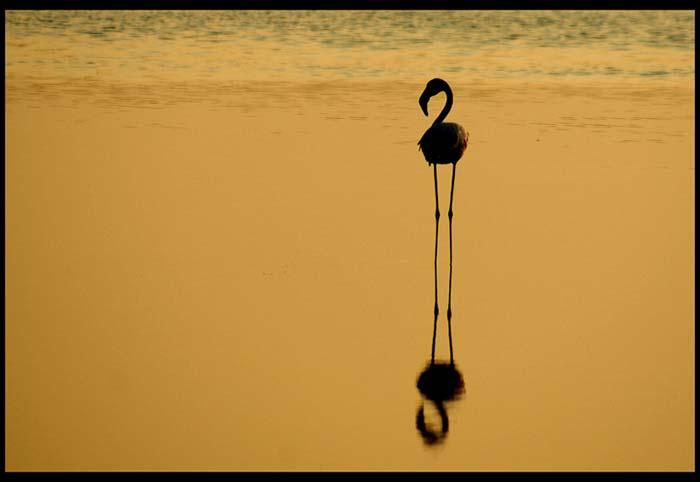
[418,78,468,365]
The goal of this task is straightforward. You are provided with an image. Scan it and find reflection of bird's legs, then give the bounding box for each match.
[431,163,440,364]
[447,163,457,365]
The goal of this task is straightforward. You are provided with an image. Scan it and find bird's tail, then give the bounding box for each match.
[417,131,427,151]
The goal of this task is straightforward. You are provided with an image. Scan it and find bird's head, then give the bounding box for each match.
[419,78,450,116]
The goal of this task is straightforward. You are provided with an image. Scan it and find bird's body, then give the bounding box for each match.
[418,122,468,165]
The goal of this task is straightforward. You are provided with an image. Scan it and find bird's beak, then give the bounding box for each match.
[419,92,430,116]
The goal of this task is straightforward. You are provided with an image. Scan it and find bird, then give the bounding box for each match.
[418,78,468,366]
[418,78,468,166]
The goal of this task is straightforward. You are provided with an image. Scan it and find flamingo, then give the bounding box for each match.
[418,78,468,365]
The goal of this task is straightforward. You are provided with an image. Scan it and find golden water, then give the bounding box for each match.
[6,10,694,471]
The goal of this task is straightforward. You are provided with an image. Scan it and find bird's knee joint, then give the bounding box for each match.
[434,305,439,316]
[435,210,440,220]
[447,309,452,320]
[448,209,453,220]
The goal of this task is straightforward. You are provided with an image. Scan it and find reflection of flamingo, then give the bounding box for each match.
[418,78,468,365]
[415,361,465,446]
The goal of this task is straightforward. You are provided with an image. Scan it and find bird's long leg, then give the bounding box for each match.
[447,162,457,365]
[431,163,440,364]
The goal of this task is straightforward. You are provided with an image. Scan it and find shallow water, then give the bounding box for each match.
[5,10,695,471]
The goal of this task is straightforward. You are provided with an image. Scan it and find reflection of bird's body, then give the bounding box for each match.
[418,78,467,365]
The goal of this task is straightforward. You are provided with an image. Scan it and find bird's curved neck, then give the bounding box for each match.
[433,86,453,125]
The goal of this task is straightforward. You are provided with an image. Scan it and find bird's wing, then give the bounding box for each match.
[459,125,469,151]
[418,123,468,158]
[435,123,467,150]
